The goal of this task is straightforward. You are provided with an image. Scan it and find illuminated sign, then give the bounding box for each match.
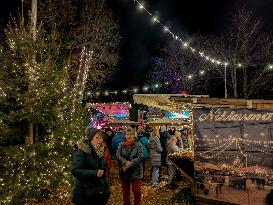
[198,109,273,122]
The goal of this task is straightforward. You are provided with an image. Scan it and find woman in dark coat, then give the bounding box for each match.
[116,127,144,205]
[71,128,110,205]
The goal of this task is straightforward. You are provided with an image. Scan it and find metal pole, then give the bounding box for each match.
[224,64,227,98]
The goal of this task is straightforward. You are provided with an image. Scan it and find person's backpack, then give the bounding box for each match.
[138,136,150,160]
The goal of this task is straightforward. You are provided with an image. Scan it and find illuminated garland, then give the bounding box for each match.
[132,0,273,70]
[89,79,192,97]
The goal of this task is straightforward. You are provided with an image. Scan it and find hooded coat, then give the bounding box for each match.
[71,138,110,205]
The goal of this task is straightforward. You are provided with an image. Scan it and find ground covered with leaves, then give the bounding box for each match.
[31,160,191,205]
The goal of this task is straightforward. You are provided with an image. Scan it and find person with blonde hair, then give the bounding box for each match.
[175,130,183,149]
[148,126,163,188]
[166,135,180,190]
[116,127,144,205]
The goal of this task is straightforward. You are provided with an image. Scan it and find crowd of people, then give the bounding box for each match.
[71,124,190,205]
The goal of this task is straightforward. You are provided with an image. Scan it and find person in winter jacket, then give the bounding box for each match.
[103,127,114,155]
[71,128,110,205]
[159,125,171,166]
[137,126,149,179]
[166,135,181,190]
[111,130,125,157]
[116,127,144,205]
[175,130,183,149]
[148,127,163,188]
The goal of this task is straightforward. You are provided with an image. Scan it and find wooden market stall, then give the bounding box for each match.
[133,94,273,205]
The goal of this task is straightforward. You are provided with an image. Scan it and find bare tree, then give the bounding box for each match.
[146,36,213,95]
[147,7,273,99]
[215,8,273,99]
[38,0,121,103]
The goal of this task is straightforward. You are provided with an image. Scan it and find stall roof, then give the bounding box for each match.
[85,102,131,116]
[147,117,189,125]
[133,94,273,110]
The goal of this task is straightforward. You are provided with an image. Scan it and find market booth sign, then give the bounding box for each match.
[198,108,273,122]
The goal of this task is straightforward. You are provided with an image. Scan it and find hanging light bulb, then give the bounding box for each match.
[183,42,188,47]
[143,86,149,91]
[152,17,158,22]
[164,26,169,32]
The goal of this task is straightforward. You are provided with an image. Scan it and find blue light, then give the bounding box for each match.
[165,110,190,119]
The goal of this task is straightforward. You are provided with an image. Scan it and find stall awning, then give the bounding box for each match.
[133,94,208,112]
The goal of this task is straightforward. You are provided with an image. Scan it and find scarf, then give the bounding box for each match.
[91,143,105,158]
[124,139,134,147]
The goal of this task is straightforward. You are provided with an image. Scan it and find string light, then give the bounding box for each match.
[132,0,273,71]
[132,0,229,67]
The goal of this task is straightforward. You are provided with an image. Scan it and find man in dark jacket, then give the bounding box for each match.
[103,127,114,153]
[159,125,171,166]
[111,130,125,157]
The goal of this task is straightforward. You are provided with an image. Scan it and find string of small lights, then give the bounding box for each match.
[131,0,273,70]
[89,79,189,97]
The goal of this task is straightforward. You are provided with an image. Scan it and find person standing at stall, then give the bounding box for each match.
[149,127,163,188]
[137,126,149,180]
[116,127,144,205]
[166,135,180,190]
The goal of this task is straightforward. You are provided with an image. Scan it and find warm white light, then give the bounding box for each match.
[152,17,158,22]
[133,88,138,93]
[200,70,205,75]
[114,90,118,95]
[104,91,109,96]
[188,75,193,79]
[143,86,149,91]
[139,4,144,9]
[183,42,188,47]
[238,63,242,67]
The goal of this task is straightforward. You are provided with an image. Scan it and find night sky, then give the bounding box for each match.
[1,0,273,90]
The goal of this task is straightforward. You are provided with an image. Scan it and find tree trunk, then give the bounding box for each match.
[231,67,238,98]
[28,122,34,144]
[234,68,237,98]
[27,0,37,144]
[243,67,248,99]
